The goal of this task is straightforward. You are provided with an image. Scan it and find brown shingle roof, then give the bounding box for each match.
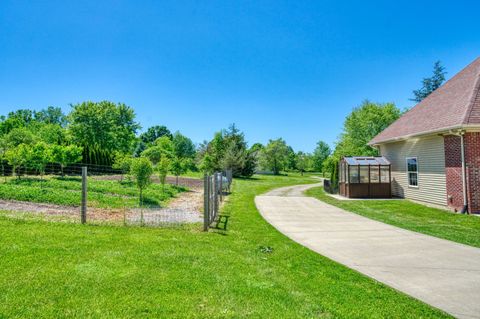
[369,57,480,145]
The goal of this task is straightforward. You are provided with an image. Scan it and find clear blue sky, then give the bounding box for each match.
[1,1,479,152]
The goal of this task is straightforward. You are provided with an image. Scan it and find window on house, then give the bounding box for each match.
[406,157,418,187]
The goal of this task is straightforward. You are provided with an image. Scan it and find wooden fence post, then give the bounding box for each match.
[203,174,209,231]
[81,166,87,224]
[212,173,217,222]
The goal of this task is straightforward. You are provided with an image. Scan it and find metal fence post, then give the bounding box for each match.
[203,174,209,231]
[81,166,87,224]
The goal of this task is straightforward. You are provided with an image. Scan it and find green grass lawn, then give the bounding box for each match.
[0,175,449,318]
[0,176,185,208]
[306,187,480,248]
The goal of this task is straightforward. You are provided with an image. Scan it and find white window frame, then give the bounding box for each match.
[406,157,419,188]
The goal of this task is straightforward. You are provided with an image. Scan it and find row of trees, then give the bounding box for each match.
[0,102,198,179]
[196,125,331,177]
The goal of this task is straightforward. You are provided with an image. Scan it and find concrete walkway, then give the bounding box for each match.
[255,183,480,319]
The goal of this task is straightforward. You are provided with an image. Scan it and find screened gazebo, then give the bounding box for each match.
[339,156,391,198]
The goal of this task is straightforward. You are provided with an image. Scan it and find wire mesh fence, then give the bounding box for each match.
[203,170,232,231]
[0,162,204,228]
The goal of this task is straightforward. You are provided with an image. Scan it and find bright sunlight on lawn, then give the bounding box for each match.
[0,175,449,318]
[306,187,480,248]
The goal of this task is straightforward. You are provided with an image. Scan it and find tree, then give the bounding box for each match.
[335,100,401,157]
[285,146,297,171]
[170,157,187,186]
[52,144,83,177]
[312,141,331,172]
[139,125,172,144]
[172,131,196,160]
[26,142,53,180]
[141,136,174,165]
[0,137,7,180]
[5,144,29,178]
[221,143,246,177]
[34,106,68,126]
[411,61,447,102]
[5,127,36,147]
[135,125,173,157]
[68,101,140,165]
[296,152,309,175]
[259,139,289,175]
[130,157,154,225]
[156,157,171,190]
[112,153,133,181]
[199,124,256,177]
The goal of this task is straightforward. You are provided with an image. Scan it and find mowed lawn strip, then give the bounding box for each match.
[306,186,480,248]
[0,175,449,318]
[0,176,185,208]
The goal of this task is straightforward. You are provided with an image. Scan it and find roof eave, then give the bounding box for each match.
[368,124,480,146]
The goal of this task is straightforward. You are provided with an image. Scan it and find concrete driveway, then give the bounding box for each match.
[255,183,480,319]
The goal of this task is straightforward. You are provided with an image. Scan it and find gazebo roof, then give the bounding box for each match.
[343,156,390,166]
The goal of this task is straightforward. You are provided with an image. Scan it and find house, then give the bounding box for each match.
[369,57,480,214]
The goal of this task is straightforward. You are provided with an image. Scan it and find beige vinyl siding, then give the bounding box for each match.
[380,135,447,206]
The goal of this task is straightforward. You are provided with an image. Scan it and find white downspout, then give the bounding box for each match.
[459,131,469,214]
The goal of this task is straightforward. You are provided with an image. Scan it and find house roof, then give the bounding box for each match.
[369,57,480,145]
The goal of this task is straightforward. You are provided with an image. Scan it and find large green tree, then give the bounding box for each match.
[411,61,447,102]
[34,106,68,126]
[135,125,172,156]
[259,138,289,175]
[200,124,256,177]
[68,101,140,165]
[335,100,401,157]
[172,131,196,160]
[312,141,331,172]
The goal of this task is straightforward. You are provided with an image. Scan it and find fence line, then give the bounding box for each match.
[203,170,232,231]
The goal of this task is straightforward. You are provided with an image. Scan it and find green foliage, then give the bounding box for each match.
[5,127,36,147]
[130,157,154,205]
[285,146,297,171]
[35,123,66,145]
[112,153,132,174]
[140,125,172,144]
[295,152,309,175]
[141,136,174,165]
[157,157,171,188]
[52,144,83,177]
[68,101,140,165]
[25,142,53,177]
[312,141,331,171]
[199,124,256,177]
[172,131,196,159]
[5,144,29,177]
[335,100,401,157]
[259,138,289,175]
[135,125,173,157]
[411,61,447,102]
[170,157,187,185]
[33,106,68,126]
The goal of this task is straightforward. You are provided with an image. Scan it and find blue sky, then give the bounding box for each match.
[0,1,479,152]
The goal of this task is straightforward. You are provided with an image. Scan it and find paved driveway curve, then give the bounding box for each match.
[255,183,480,319]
